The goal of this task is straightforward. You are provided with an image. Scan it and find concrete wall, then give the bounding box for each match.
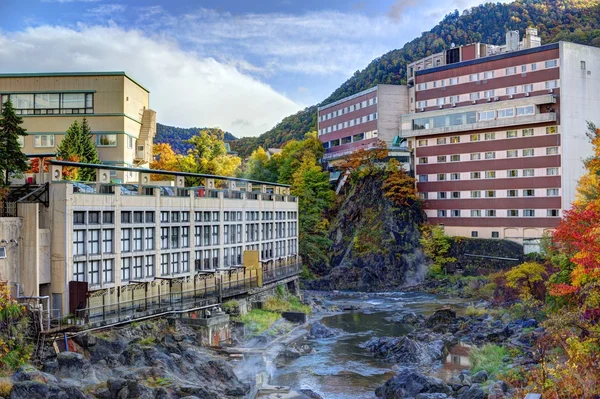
[0,218,23,295]
[559,42,600,209]
[377,84,409,143]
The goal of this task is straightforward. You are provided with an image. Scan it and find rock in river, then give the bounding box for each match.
[376,368,452,399]
[308,321,342,339]
[363,336,446,366]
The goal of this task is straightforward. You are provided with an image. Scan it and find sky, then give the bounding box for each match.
[0,0,489,137]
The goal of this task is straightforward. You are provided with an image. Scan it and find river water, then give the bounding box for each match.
[238,291,470,399]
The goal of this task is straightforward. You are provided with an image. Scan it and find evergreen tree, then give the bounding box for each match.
[79,118,101,181]
[0,100,28,185]
[56,118,101,181]
[56,120,82,161]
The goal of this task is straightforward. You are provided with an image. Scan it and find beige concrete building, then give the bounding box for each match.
[0,72,156,182]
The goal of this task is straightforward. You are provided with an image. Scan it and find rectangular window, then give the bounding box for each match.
[121,211,131,224]
[522,84,534,93]
[507,130,518,138]
[497,108,515,118]
[508,169,518,177]
[212,226,219,245]
[133,256,143,279]
[127,135,133,149]
[450,154,460,162]
[470,153,481,161]
[450,173,460,181]
[437,174,446,181]
[546,147,559,155]
[469,73,479,82]
[419,157,428,164]
[87,211,99,224]
[170,226,180,249]
[171,252,179,274]
[523,168,535,177]
[516,105,534,116]
[478,110,495,121]
[506,86,517,95]
[88,229,100,255]
[450,136,460,143]
[547,209,560,217]
[102,229,113,253]
[171,212,180,223]
[531,63,537,71]
[437,156,447,163]
[547,188,559,196]
[419,175,428,182]
[451,210,461,217]
[419,192,428,200]
[485,171,496,179]
[133,228,143,251]
[470,134,480,142]
[418,139,428,146]
[73,262,86,282]
[470,92,481,101]
[133,211,144,223]
[523,189,535,197]
[34,135,55,148]
[484,132,495,140]
[508,210,519,217]
[471,231,479,237]
[437,137,447,145]
[436,98,446,106]
[547,167,559,176]
[485,190,496,198]
[524,209,536,217]
[161,227,169,249]
[73,230,86,256]
[451,191,461,199]
[438,192,447,199]
[492,231,500,238]
[483,71,494,79]
[505,66,517,75]
[485,152,495,160]
[470,172,481,179]
[507,189,518,197]
[121,228,131,252]
[97,134,117,147]
[181,252,190,272]
[121,257,131,282]
[145,227,154,250]
[546,126,557,134]
[484,90,495,98]
[523,148,534,157]
[437,210,447,217]
[161,254,169,275]
[507,150,518,158]
[145,255,155,277]
[545,59,557,68]
[102,259,114,283]
[471,210,481,217]
[103,211,114,224]
[545,80,558,89]
[471,191,481,198]
[74,211,86,224]
[449,77,459,85]
[486,210,496,217]
[417,101,427,109]
[182,226,189,248]
[522,129,534,137]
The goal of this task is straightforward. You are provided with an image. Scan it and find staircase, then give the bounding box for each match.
[136,109,157,164]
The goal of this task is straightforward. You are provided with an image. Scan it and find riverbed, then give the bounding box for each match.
[236,291,470,399]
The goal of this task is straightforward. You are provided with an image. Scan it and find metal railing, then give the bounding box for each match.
[262,258,302,284]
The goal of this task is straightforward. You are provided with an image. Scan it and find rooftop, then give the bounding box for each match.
[0,71,150,93]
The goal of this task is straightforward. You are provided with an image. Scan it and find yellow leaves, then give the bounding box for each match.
[382,159,418,207]
[505,262,547,300]
[570,264,600,287]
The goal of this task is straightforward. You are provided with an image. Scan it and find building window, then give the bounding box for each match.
[471,231,478,238]
[507,130,518,138]
[470,92,480,101]
[547,167,559,176]
[484,133,496,140]
[483,71,495,79]
[522,84,534,93]
[438,192,447,199]
[471,210,481,217]
[212,226,219,245]
[182,252,190,272]
[171,226,180,249]
[103,259,114,283]
[505,66,517,75]
[545,59,557,68]
[506,86,517,95]
[485,190,496,198]
[88,211,100,224]
[419,175,428,182]
[437,174,447,181]
[546,126,557,134]
[497,108,514,118]
[74,211,86,225]
[523,168,535,177]
[451,210,460,217]
[522,128,534,137]
[516,105,534,116]
[471,191,481,198]
[133,211,144,223]
[450,154,460,162]
[88,229,100,255]
[469,73,479,82]
[450,173,460,181]
[524,209,536,217]
[121,211,131,224]
[485,171,496,179]
[531,63,537,71]
[437,137,447,145]
[470,153,481,161]
[417,101,427,109]
[507,189,518,197]
[470,134,480,142]
[73,261,85,282]
[161,254,169,275]
[547,209,560,217]
[485,152,495,160]
[436,98,446,106]
[486,210,496,217]
[491,231,500,238]
[450,136,460,144]
[484,90,495,98]
[437,210,447,217]
[523,189,535,197]
[73,230,86,255]
[34,135,55,148]
[145,255,155,277]
[437,156,447,163]
[419,192,428,200]
[121,228,131,252]
[545,80,558,89]
[161,227,169,249]
[507,150,518,158]
[133,228,143,251]
[418,139,428,147]
[470,172,481,179]
[103,211,114,224]
[523,148,534,157]
[547,188,559,196]
[546,147,559,155]
[121,257,131,282]
[478,110,495,121]
[451,191,461,199]
[97,134,117,147]
[508,210,519,217]
[102,229,114,253]
[419,157,428,164]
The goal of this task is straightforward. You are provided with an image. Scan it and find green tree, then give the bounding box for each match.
[79,118,101,181]
[0,100,28,185]
[56,118,101,181]
[420,225,456,277]
[505,261,548,301]
[291,154,335,272]
[243,147,278,182]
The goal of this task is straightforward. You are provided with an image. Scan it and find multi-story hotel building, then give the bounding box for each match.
[317,84,411,176]
[400,30,600,246]
[0,72,156,182]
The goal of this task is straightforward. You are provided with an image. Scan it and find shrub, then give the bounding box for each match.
[470,344,508,376]
[222,300,240,315]
[137,337,156,346]
[241,309,281,335]
[465,305,487,317]
[0,378,12,397]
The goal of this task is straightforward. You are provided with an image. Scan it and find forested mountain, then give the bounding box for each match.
[156,123,236,153]
[230,0,600,158]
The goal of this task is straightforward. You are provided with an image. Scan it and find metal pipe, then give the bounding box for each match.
[15,283,51,330]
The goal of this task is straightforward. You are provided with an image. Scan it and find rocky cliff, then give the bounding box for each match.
[307,173,425,291]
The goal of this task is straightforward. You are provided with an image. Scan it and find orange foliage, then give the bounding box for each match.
[338,139,388,177]
[382,159,417,206]
[27,158,50,174]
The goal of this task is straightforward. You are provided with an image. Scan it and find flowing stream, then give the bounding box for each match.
[235,291,471,399]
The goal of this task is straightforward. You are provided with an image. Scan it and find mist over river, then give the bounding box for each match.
[235,291,469,399]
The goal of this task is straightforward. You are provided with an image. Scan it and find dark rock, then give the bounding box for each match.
[41,361,57,374]
[9,381,87,399]
[425,309,457,328]
[299,389,325,399]
[471,370,488,383]
[363,336,446,365]
[56,352,96,383]
[11,367,59,385]
[416,394,450,399]
[308,322,342,339]
[376,368,452,398]
[73,332,97,348]
[457,386,486,399]
[522,319,538,328]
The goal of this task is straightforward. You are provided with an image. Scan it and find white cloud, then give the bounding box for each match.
[0,25,301,137]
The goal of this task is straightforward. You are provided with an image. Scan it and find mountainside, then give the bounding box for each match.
[231,0,600,158]
[156,123,236,153]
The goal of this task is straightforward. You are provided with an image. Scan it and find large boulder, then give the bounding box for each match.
[56,352,97,384]
[9,381,87,399]
[425,309,457,328]
[457,386,486,399]
[363,336,446,366]
[308,322,342,339]
[376,368,452,399]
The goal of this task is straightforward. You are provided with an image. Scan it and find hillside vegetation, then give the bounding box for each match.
[230,0,600,157]
[156,124,236,154]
